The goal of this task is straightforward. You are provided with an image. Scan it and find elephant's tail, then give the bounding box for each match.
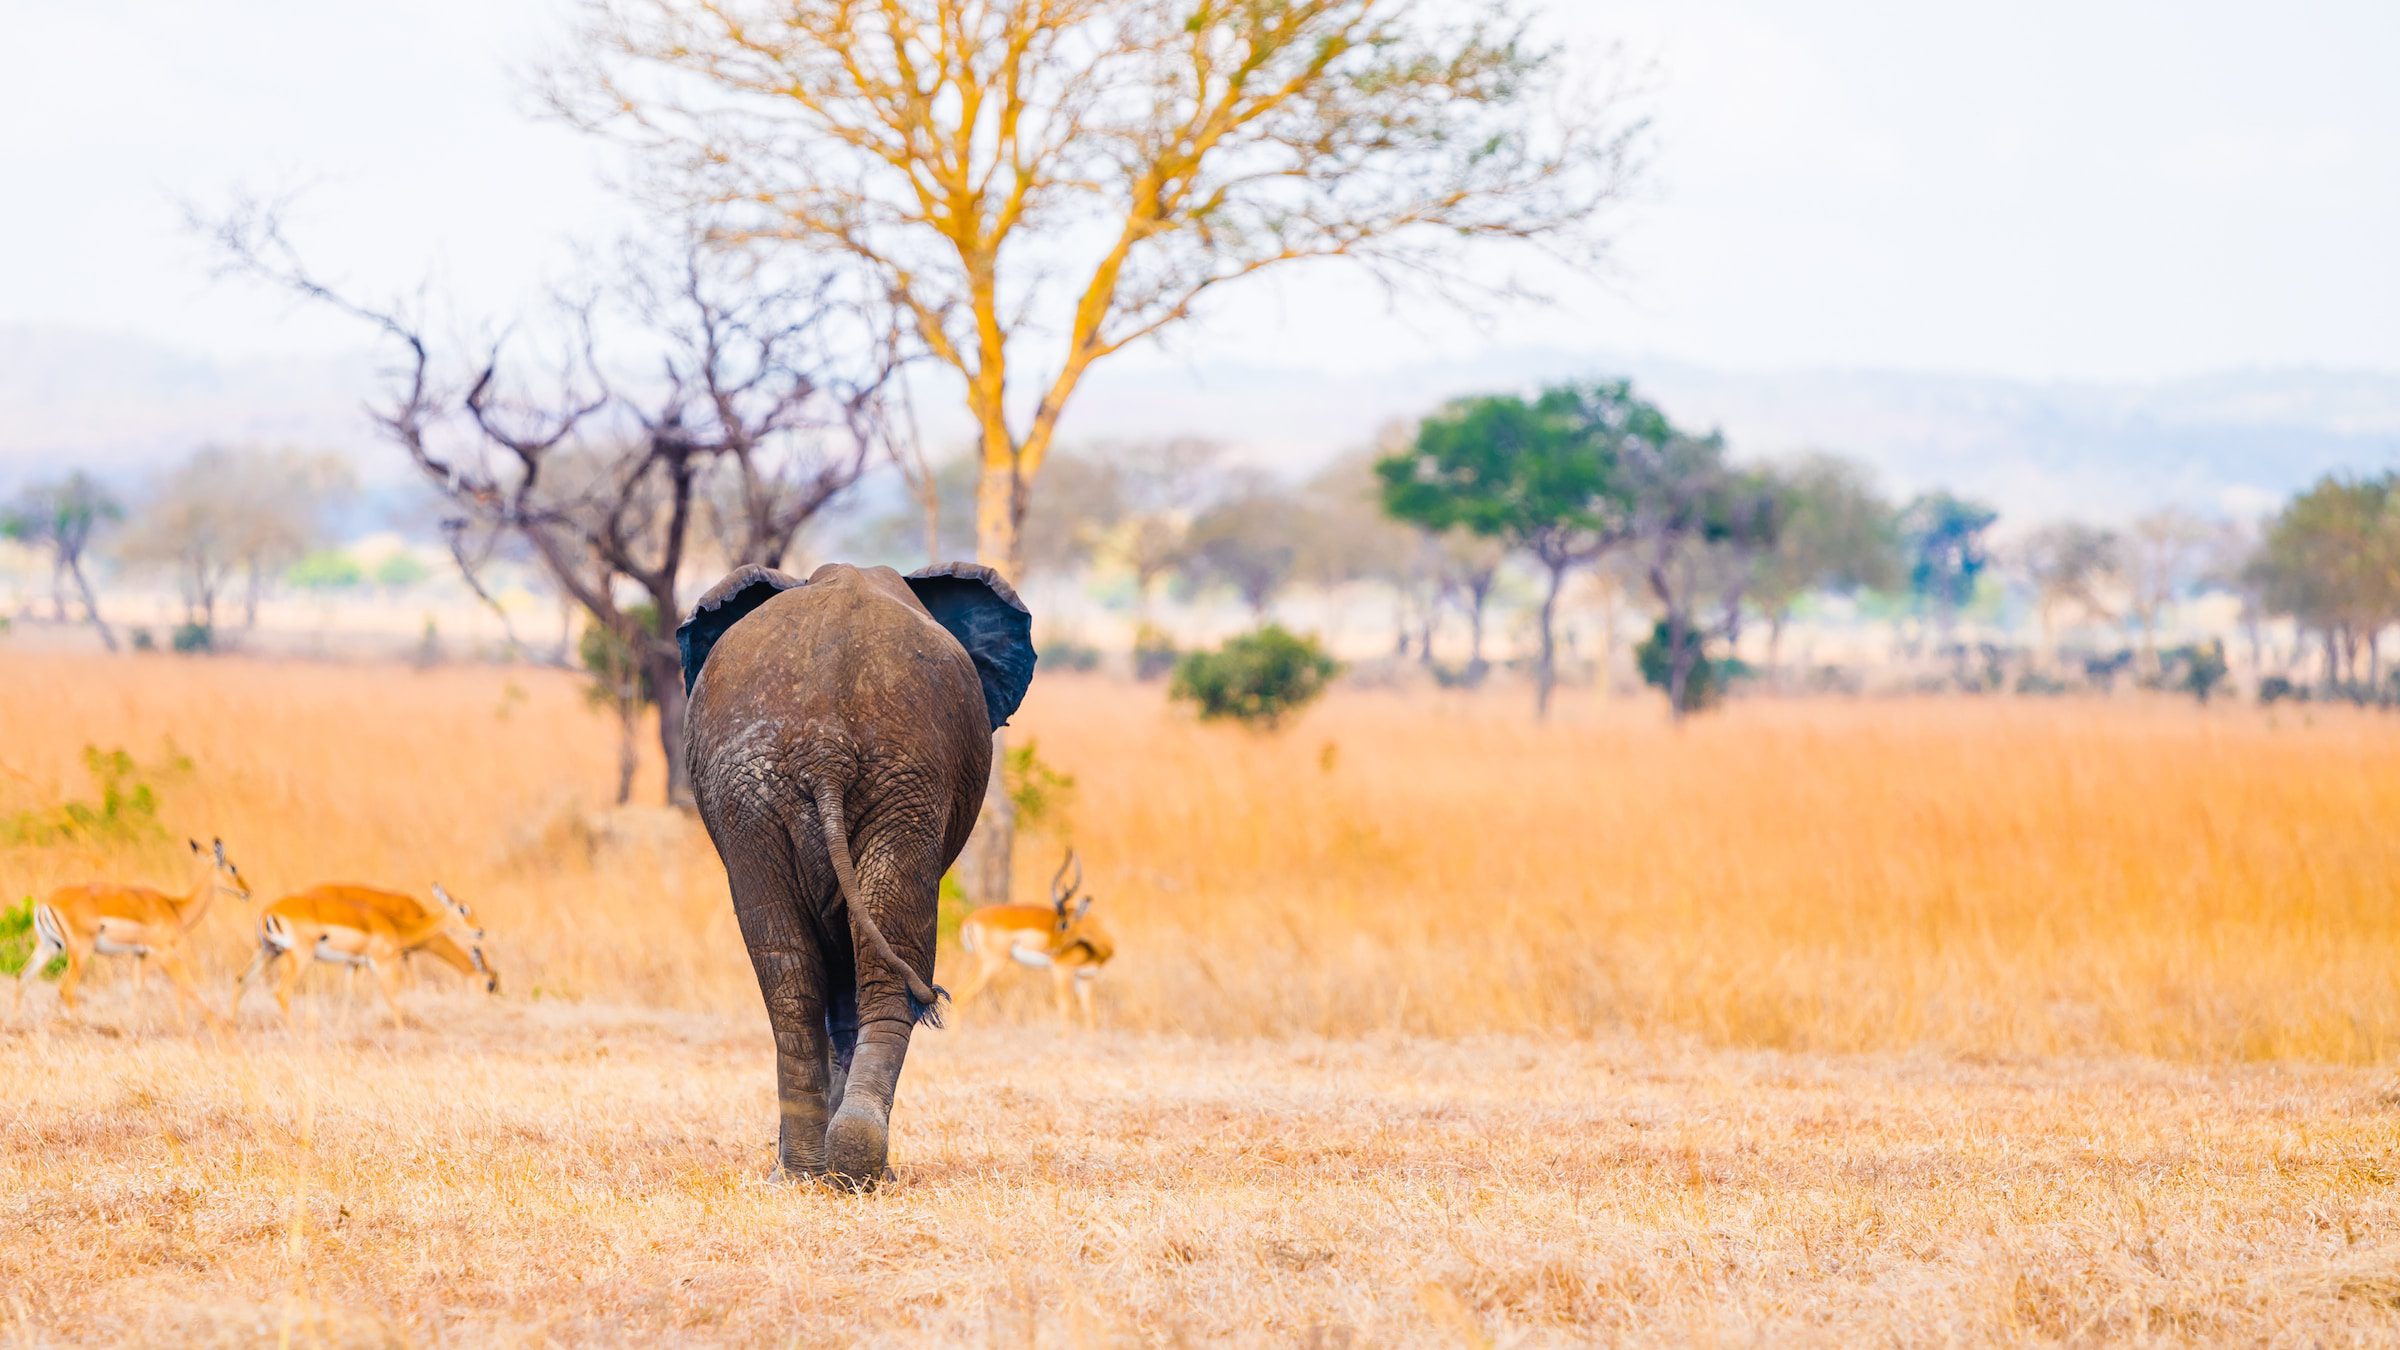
[811,779,948,1027]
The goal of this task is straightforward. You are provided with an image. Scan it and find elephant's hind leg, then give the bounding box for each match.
[725,840,836,1178]
[825,843,941,1188]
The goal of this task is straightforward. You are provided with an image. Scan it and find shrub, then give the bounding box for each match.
[171,622,213,654]
[288,549,365,590]
[2259,675,2298,705]
[1132,624,1180,682]
[1005,737,1076,837]
[2,744,181,846]
[1634,620,1743,714]
[1170,626,1340,730]
[2174,639,2230,706]
[375,553,433,589]
[130,627,155,651]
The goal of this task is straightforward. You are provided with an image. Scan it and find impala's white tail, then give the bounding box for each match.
[13,905,67,1011]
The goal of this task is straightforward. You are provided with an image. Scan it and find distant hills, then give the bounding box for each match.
[6,322,2395,531]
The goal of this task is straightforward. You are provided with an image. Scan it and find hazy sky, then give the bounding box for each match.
[5,0,2397,384]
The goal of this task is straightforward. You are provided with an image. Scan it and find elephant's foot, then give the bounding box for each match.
[824,1105,889,1189]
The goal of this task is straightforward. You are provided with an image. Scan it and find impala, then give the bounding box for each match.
[953,850,1116,1030]
[231,881,495,1028]
[11,837,252,1029]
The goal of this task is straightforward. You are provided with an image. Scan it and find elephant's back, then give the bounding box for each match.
[689,572,989,771]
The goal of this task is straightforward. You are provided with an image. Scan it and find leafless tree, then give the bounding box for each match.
[1106,437,1226,623]
[550,0,1646,895]
[2123,508,2212,675]
[2019,523,2122,661]
[1,472,123,650]
[120,446,353,636]
[1183,482,1310,621]
[210,210,897,805]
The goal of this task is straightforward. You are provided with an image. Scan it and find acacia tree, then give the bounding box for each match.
[214,215,895,804]
[553,0,1644,890]
[1434,531,1508,676]
[122,446,353,636]
[1,472,123,650]
[1620,432,1780,721]
[2019,522,2121,662]
[1380,381,1663,718]
[2249,474,2400,687]
[1108,437,1226,622]
[2122,508,2213,675]
[1183,485,1309,620]
[1746,453,1899,672]
[1899,492,1999,643]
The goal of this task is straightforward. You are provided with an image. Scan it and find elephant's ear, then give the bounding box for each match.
[677,565,805,694]
[906,562,1037,729]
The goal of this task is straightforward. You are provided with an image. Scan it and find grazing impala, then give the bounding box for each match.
[953,850,1116,1030]
[231,882,495,1028]
[12,837,252,1029]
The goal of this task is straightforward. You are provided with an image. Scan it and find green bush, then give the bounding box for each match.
[130,627,155,651]
[1635,619,1744,715]
[2,743,185,847]
[1005,737,1076,837]
[2174,639,2230,706]
[1170,626,1340,730]
[171,622,213,654]
[288,549,365,590]
[375,553,433,589]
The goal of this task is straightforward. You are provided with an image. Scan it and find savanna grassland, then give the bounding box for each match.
[4,649,2400,1344]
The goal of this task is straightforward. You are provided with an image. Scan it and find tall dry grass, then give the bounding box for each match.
[5,650,2398,1061]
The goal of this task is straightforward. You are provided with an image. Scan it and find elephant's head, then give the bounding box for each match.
[676,562,1038,729]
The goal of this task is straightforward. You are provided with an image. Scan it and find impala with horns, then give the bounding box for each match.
[231,882,495,1028]
[12,838,252,1029]
[953,850,1116,1030]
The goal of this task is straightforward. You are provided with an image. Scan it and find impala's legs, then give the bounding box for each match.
[947,950,1002,1011]
[54,940,93,1018]
[149,946,225,1033]
[1050,963,1075,1023]
[366,955,411,1028]
[271,943,310,1029]
[1073,970,1099,1032]
[229,942,277,1022]
[130,954,149,1027]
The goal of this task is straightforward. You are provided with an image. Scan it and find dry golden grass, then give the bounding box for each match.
[6,650,2400,1059]
[5,649,2400,1343]
[7,1008,2400,1345]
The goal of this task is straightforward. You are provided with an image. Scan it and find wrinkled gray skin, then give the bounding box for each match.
[685,563,999,1185]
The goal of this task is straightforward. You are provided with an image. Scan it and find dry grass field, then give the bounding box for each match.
[5,649,2400,1343]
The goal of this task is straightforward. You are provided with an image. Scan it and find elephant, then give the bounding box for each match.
[677,560,1036,1186]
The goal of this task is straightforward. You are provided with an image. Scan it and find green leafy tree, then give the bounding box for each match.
[1379,381,1664,718]
[1,471,124,651]
[287,549,366,590]
[1899,492,2000,636]
[1747,454,1900,669]
[2248,474,2400,687]
[1171,626,1340,731]
[374,552,434,590]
